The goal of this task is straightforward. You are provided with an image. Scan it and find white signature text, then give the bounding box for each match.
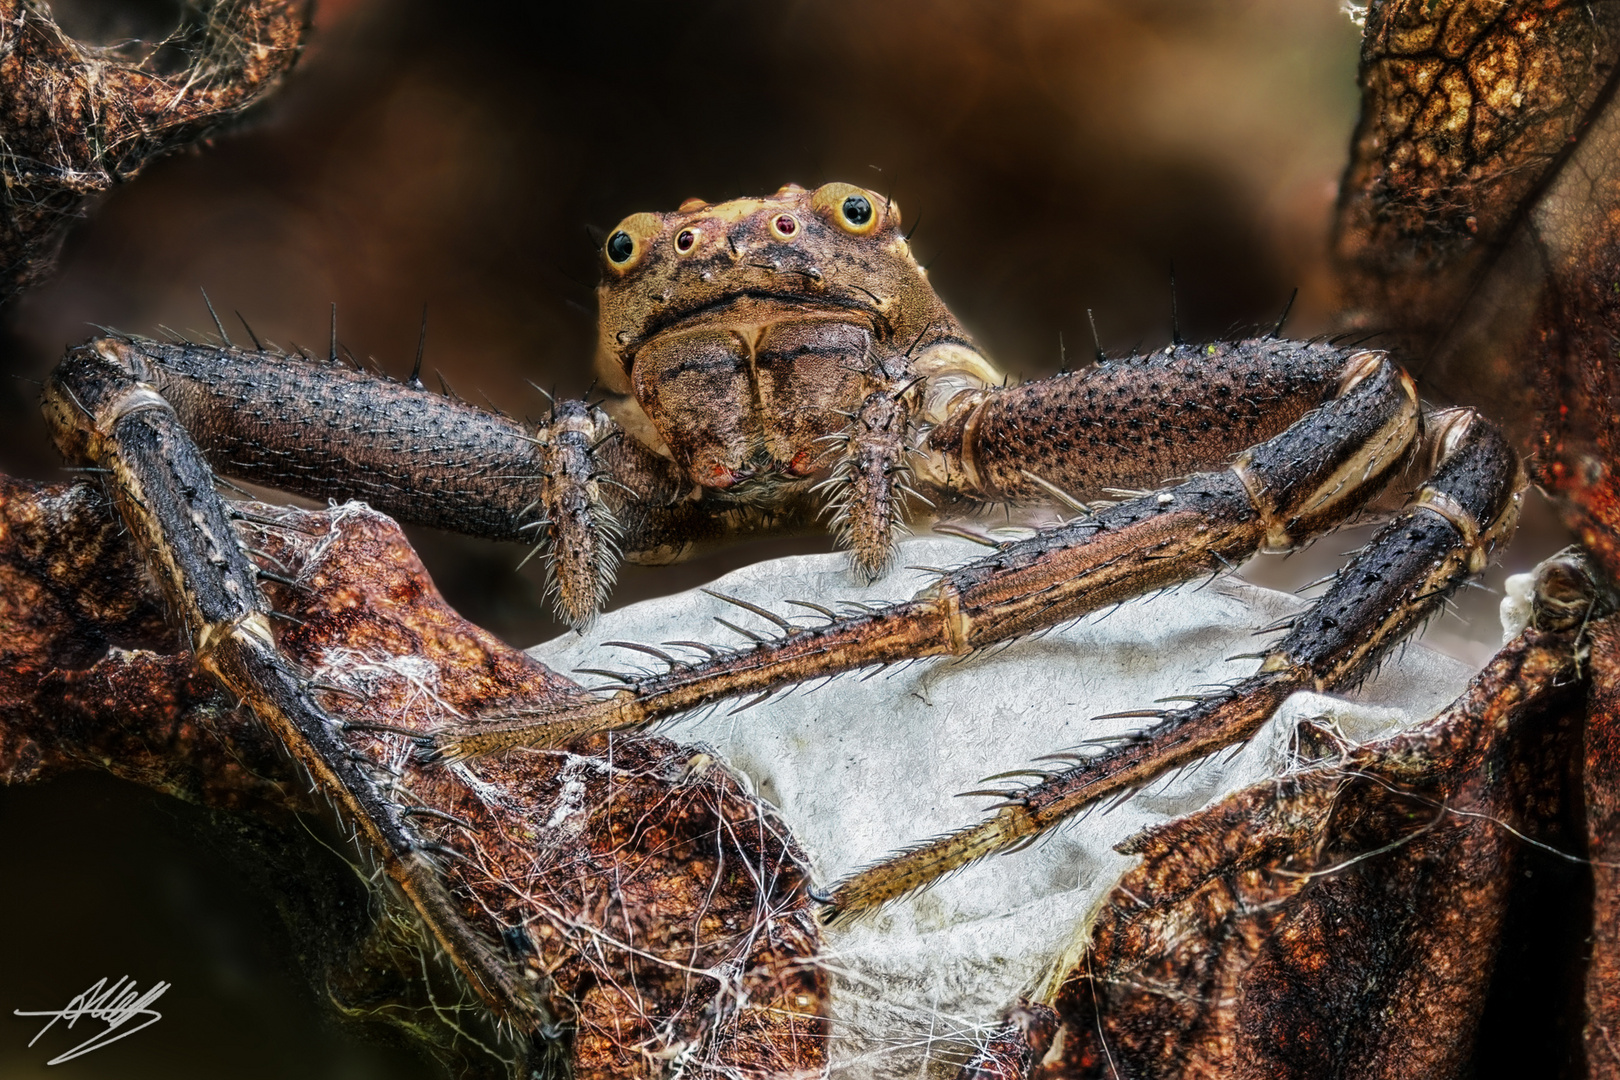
[14,976,169,1064]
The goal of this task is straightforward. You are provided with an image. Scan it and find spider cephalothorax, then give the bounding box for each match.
[594,181,996,575]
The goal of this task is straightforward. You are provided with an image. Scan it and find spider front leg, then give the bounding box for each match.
[829,334,1367,583]
[37,339,833,1074]
[39,339,552,1031]
[991,554,1603,1079]
[919,336,1361,508]
[88,334,813,628]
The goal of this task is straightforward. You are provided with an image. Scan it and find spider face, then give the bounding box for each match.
[591,182,996,495]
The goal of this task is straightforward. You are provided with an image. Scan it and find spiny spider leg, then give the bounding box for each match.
[824,406,1524,919]
[826,383,918,581]
[99,329,1369,632]
[43,323,1526,933]
[40,338,553,1030]
[422,348,1423,760]
[91,334,809,628]
[420,363,1521,918]
[919,337,1355,507]
[1014,553,1605,1078]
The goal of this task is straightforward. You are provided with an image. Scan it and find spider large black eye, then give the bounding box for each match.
[606,231,635,264]
[841,195,873,227]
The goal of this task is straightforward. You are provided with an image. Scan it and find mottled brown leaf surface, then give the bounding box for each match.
[986,617,1591,1079]
[0,475,279,804]
[1333,0,1620,433]
[0,478,827,1077]
[0,0,311,300]
[1584,624,1620,1077]
[1335,1,1620,338]
[1334,0,1620,564]
[1334,7,1620,1074]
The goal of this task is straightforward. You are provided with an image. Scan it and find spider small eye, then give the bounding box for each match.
[606,231,635,263]
[771,214,800,240]
[675,228,698,253]
[810,182,885,235]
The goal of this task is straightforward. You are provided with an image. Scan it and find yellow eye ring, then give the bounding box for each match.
[675,227,701,254]
[811,182,885,235]
[601,212,661,274]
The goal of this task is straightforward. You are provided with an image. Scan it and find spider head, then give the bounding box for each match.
[589,183,971,495]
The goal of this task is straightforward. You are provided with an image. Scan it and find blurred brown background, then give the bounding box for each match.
[0,1,1385,1076]
[2,0,1368,647]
